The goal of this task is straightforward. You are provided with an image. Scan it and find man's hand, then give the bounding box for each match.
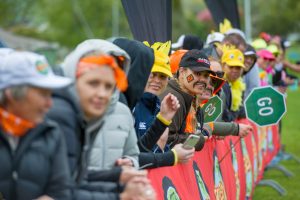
[159,93,180,121]
[119,167,148,185]
[172,143,195,164]
[120,176,156,200]
[116,158,134,167]
[238,123,253,138]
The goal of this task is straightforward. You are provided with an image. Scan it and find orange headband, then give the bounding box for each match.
[77,55,128,92]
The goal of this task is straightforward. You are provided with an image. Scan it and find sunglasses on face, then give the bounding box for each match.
[215,71,224,78]
[259,56,274,62]
[263,58,274,62]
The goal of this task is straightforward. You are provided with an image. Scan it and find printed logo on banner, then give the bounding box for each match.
[251,134,258,182]
[258,127,267,173]
[230,140,240,200]
[193,161,210,200]
[162,176,181,200]
[213,151,227,200]
[267,126,274,152]
[241,139,253,198]
[261,127,267,152]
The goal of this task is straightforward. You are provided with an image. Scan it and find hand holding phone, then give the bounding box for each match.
[182,134,200,149]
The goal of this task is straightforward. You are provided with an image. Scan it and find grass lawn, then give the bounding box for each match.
[253,88,300,199]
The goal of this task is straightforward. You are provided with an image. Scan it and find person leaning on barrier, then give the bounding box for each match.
[0,51,72,200]
[132,41,195,168]
[160,49,252,150]
[63,39,139,171]
[221,48,247,120]
[49,39,156,200]
[198,75,252,140]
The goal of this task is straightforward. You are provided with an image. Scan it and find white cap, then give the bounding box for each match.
[0,48,14,68]
[171,35,185,49]
[206,32,225,45]
[0,48,14,56]
[0,51,72,90]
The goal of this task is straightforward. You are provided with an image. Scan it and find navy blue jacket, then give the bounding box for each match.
[133,92,160,138]
[133,92,170,152]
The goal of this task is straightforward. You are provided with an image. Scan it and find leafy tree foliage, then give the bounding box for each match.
[0,0,299,47]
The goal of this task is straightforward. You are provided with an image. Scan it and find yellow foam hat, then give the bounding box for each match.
[144,41,172,77]
[219,19,233,34]
[221,49,245,68]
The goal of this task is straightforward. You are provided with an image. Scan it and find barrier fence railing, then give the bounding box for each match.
[147,118,281,200]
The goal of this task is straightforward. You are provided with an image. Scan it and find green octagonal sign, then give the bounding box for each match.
[244,86,287,127]
[202,95,223,123]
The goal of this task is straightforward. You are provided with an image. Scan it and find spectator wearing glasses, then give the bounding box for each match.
[160,49,251,150]
[207,57,227,122]
[133,41,195,169]
[256,49,275,86]
[197,75,252,140]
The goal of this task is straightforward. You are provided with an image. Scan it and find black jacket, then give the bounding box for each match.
[221,83,246,122]
[0,120,70,200]
[113,38,154,110]
[47,88,123,200]
[138,118,175,169]
[48,88,83,174]
[221,83,236,122]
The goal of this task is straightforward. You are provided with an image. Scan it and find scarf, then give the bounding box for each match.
[185,97,198,134]
[228,78,245,111]
[0,107,35,137]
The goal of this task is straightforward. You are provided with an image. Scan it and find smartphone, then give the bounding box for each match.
[182,134,200,149]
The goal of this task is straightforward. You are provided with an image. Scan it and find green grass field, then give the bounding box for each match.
[253,88,300,199]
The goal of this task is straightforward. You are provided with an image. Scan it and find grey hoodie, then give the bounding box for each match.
[63,39,131,78]
[62,39,139,170]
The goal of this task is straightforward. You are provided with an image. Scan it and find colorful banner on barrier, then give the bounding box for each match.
[147,119,281,200]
